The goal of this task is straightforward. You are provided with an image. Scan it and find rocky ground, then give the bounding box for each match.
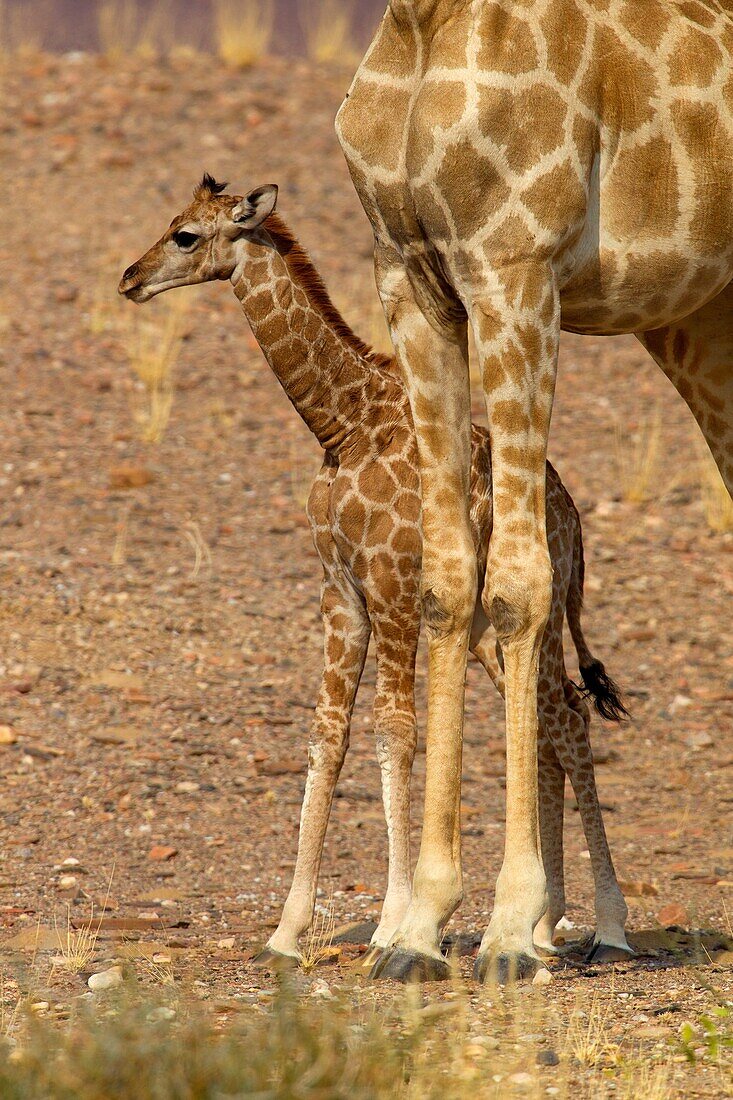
[0,50,732,1097]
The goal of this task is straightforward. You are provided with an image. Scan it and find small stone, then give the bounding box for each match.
[309,978,334,1000]
[148,845,177,862]
[669,694,692,715]
[88,965,123,992]
[536,1050,560,1066]
[636,1025,669,1040]
[109,465,155,490]
[620,880,658,898]
[61,857,80,867]
[508,1071,535,1091]
[175,781,200,793]
[656,903,689,928]
[464,1043,488,1059]
[57,875,78,891]
[90,730,134,746]
[532,967,552,987]
[0,726,17,745]
[30,1001,49,1013]
[687,730,713,750]
[259,758,303,776]
[217,937,236,949]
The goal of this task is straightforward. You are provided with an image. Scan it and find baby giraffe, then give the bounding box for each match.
[120,176,631,980]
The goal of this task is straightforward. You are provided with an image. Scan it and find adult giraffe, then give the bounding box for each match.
[336,0,733,982]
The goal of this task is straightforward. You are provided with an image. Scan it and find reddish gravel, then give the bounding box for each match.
[0,50,731,1096]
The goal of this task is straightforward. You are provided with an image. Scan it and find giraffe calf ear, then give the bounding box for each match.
[231,184,278,229]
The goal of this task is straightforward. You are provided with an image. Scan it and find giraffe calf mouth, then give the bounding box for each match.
[118,276,167,303]
[119,282,147,303]
[118,273,194,302]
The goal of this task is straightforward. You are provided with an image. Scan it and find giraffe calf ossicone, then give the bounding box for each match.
[120,177,632,976]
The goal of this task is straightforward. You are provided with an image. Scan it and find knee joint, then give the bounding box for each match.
[484,567,552,647]
[307,732,348,772]
[422,573,477,640]
[374,713,417,762]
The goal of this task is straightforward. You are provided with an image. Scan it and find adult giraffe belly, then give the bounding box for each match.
[558,142,733,337]
[559,243,733,337]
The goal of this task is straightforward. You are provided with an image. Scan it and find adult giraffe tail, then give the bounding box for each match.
[564,493,630,723]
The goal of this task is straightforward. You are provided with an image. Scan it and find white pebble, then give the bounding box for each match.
[88,965,123,991]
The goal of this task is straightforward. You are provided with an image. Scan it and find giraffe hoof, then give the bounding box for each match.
[369,947,451,983]
[474,951,542,985]
[586,942,634,965]
[252,947,299,971]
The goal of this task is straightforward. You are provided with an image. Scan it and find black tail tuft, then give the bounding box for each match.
[577,660,630,723]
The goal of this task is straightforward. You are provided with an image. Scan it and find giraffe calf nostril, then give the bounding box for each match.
[122,263,140,283]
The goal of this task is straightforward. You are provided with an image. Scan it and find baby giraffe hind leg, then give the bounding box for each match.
[534,730,567,956]
[545,664,631,961]
[257,580,370,967]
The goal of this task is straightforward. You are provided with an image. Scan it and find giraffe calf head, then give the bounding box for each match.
[118,174,278,303]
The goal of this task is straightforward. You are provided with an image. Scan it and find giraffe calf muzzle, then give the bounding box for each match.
[118,264,146,300]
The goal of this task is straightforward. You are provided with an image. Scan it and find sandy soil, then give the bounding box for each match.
[0,50,732,1096]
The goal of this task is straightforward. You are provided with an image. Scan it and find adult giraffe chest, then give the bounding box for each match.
[338,0,733,336]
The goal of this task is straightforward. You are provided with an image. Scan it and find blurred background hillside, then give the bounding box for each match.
[0,0,383,58]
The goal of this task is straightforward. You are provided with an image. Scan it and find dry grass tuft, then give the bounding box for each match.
[299,898,337,974]
[98,0,175,60]
[111,502,133,567]
[617,1059,673,1100]
[213,0,274,68]
[301,0,358,65]
[698,449,733,533]
[135,948,175,988]
[565,993,621,1069]
[0,0,52,54]
[51,908,102,976]
[615,405,664,504]
[0,974,23,1043]
[52,873,114,975]
[124,296,186,443]
[181,520,212,580]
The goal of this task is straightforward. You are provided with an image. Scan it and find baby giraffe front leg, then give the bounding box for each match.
[257,581,369,965]
[364,612,420,963]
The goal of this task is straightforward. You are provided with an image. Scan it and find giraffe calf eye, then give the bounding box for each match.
[173,230,200,250]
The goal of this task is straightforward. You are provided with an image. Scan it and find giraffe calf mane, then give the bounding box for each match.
[194,172,229,200]
[263,212,395,374]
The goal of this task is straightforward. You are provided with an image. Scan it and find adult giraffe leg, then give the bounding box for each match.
[470,263,559,983]
[366,610,419,957]
[369,255,475,983]
[257,580,369,965]
[471,603,568,956]
[639,281,733,494]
